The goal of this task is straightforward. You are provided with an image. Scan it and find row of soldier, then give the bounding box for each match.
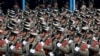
[0,5,100,56]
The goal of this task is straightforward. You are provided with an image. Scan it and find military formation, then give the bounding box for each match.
[0,1,99,56]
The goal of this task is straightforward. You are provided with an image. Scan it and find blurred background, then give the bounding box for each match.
[0,0,100,14]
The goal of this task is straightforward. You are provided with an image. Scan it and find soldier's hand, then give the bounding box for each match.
[57,43,62,47]
[87,44,91,48]
[49,52,54,56]
[93,37,97,41]
[22,41,27,45]
[99,51,100,55]
[30,49,35,53]
[2,54,6,56]
[74,47,80,52]
[10,45,15,50]
[40,41,45,46]
[68,40,73,44]
[5,39,10,43]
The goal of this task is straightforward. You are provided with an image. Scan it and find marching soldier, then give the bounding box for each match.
[97,29,100,56]
[29,32,46,56]
[21,27,30,44]
[56,32,70,56]
[60,16,68,28]
[69,33,89,56]
[12,3,21,14]
[39,28,53,56]
[51,27,70,56]
[6,31,19,56]
[9,31,23,56]
[0,29,8,56]
[0,2,100,56]
[86,30,99,56]
[22,33,37,56]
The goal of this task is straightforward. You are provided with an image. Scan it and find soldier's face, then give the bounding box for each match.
[75,20,79,25]
[61,19,66,24]
[71,16,76,21]
[94,29,98,34]
[4,30,8,35]
[87,33,92,38]
[98,32,100,36]
[70,31,74,35]
[9,36,15,41]
[54,3,58,6]
[28,38,34,43]
[14,5,19,9]
[64,4,68,8]
[56,34,61,39]
[40,32,45,37]
[22,32,27,36]
[74,37,80,42]
[89,4,93,8]
[47,4,51,8]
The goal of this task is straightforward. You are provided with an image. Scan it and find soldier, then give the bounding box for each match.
[9,31,23,56]
[46,3,52,12]
[39,28,53,56]
[53,2,59,10]
[98,29,100,56]
[88,1,95,11]
[5,31,19,56]
[60,16,68,28]
[86,30,99,56]
[12,3,20,14]
[29,32,46,56]
[69,33,89,56]
[0,29,8,56]
[56,31,70,56]
[21,27,30,44]
[22,32,37,56]
[51,27,69,56]
[67,27,76,40]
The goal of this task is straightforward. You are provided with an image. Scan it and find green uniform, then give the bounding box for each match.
[69,41,89,56]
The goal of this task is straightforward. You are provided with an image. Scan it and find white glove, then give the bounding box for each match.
[40,41,45,46]
[74,47,80,52]
[68,40,73,44]
[88,44,91,48]
[99,51,100,54]
[5,39,9,43]
[10,45,15,50]
[2,54,5,56]
[2,54,6,56]
[49,52,54,56]
[93,37,96,40]
[73,21,75,24]
[57,43,62,47]
[30,49,35,53]
[22,41,27,45]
